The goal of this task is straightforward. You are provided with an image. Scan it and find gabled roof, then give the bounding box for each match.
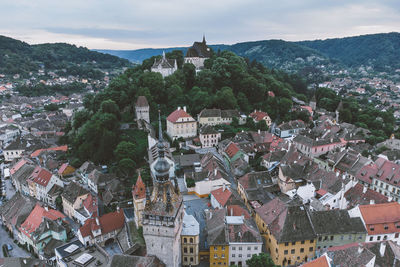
[166,108,193,123]
[31,145,68,157]
[83,193,98,215]
[20,203,65,238]
[10,158,30,175]
[79,210,125,238]
[186,39,211,58]
[359,202,400,235]
[211,187,232,207]
[300,254,330,267]
[62,182,89,204]
[249,110,269,122]
[31,166,53,187]
[225,142,240,159]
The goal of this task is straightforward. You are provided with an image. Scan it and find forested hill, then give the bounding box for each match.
[296,32,400,72]
[99,32,400,74]
[0,35,131,76]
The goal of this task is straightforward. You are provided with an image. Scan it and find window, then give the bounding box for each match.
[247,247,251,250]
[238,247,242,251]
[284,250,288,255]
[318,237,322,241]
[222,247,225,251]
[254,246,258,250]
[222,254,225,258]
[184,237,187,243]
[239,254,242,258]
[285,242,289,246]
[301,240,305,244]
[384,225,389,230]
[184,247,187,253]
[247,254,251,257]
[377,236,381,241]
[214,254,217,258]
[190,248,193,253]
[348,235,352,240]
[190,238,193,243]
[370,236,374,241]
[370,226,375,231]
[232,247,236,250]
[310,239,314,243]
[232,254,235,257]
[331,236,334,241]
[291,249,295,254]
[214,247,218,251]
[396,233,399,238]
[384,235,388,240]
[300,248,304,253]
[309,247,313,252]
[292,241,296,245]
[190,257,193,262]
[184,257,187,262]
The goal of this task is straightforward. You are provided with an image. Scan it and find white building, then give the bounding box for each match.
[199,125,221,148]
[166,106,197,140]
[151,51,177,78]
[184,36,211,70]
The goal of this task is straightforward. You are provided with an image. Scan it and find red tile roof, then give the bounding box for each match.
[249,111,269,122]
[31,167,53,187]
[300,254,330,267]
[300,106,313,115]
[225,142,240,158]
[83,194,98,215]
[132,173,146,199]
[211,187,232,207]
[359,202,400,235]
[20,203,65,238]
[31,145,68,158]
[79,210,125,238]
[344,183,388,208]
[227,205,251,219]
[58,163,68,175]
[10,159,28,175]
[166,108,192,123]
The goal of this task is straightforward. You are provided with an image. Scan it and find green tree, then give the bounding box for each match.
[214,86,238,109]
[182,63,196,91]
[246,253,277,267]
[114,141,137,162]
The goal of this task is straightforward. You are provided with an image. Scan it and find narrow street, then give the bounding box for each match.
[0,226,30,258]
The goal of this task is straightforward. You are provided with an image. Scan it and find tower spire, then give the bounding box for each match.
[162,50,166,60]
[202,33,206,44]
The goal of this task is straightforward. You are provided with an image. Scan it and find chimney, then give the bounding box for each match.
[44,206,49,212]
[177,106,181,110]
[214,169,217,176]
[183,106,187,112]
[95,217,100,225]
[362,185,368,194]
[370,199,375,205]
[258,129,261,134]
[388,196,393,202]
[231,207,233,216]
[117,206,120,213]
[380,242,387,257]
[222,183,226,192]
[209,211,213,219]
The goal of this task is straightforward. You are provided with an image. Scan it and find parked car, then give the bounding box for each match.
[6,244,12,251]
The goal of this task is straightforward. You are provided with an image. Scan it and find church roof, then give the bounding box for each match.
[186,37,211,58]
[152,52,176,69]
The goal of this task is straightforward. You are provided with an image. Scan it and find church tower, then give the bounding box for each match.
[132,172,146,227]
[142,112,183,267]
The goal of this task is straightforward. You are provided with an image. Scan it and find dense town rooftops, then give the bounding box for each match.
[309,210,366,235]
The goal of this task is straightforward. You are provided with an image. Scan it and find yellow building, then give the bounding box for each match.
[255,198,316,266]
[61,182,89,220]
[206,209,229,266]
[181,213,200,266]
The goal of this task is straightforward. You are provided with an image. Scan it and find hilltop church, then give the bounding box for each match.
[184,35,211,70]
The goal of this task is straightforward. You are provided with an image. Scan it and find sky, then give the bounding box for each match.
[1,0,399,50]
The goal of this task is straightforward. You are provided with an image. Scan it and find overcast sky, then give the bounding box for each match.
[1,0,399,50]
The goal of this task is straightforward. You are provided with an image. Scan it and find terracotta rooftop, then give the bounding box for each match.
[359,202,400,235]
[31,167,53,187]
[20,203,65,238]
[300,254,330,267]
[166,108,192,123]
[249,110,269,122]
[211,187,232,207]
[225,142,240,159]
[79,209,125,238]
[31,145,68,157]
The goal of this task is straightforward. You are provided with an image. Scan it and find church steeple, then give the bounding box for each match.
[202,34,206,44]
[154,110,170,183]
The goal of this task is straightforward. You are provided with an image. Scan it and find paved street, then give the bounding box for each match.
[4,179,16,200]
[0,226,30,258]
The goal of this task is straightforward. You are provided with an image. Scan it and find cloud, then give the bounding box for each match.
[0,0,399,49]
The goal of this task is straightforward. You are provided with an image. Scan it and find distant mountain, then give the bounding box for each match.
[297,32,400,72]
[0,35,131,76]
[98,32,400,74]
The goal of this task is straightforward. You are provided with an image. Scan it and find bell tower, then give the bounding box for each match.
[142,111,183,267]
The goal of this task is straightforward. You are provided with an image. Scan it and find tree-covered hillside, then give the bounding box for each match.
[297,32,400,72]
[64,50,309,172]
[0,35,131,76]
